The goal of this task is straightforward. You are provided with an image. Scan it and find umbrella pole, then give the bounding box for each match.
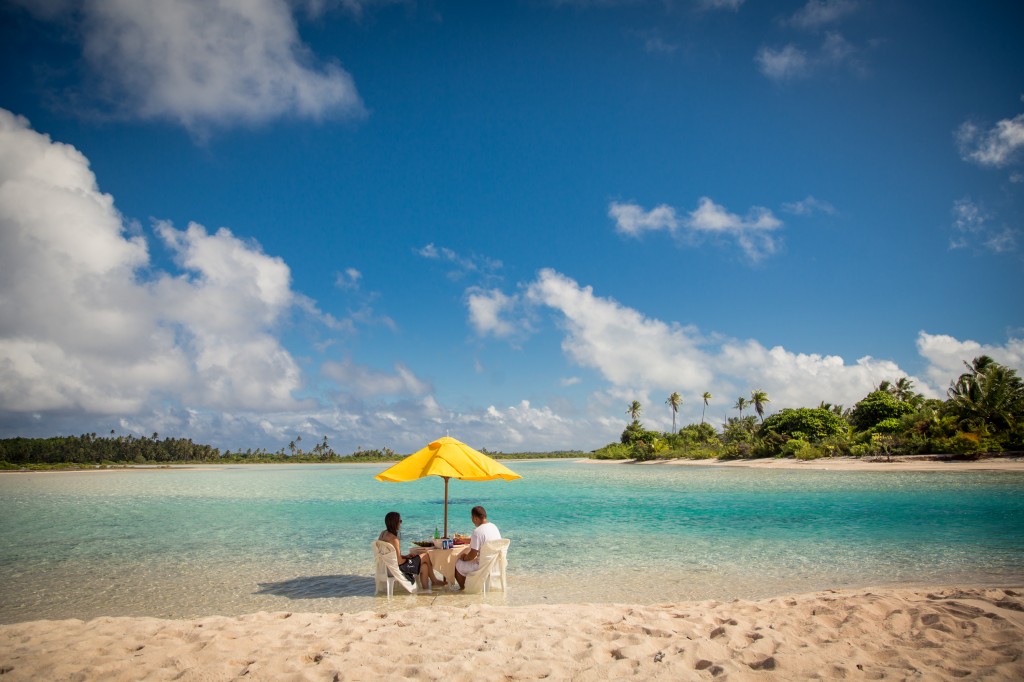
[443,476,449,537]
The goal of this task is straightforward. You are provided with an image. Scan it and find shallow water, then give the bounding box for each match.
[1,461,1022,623]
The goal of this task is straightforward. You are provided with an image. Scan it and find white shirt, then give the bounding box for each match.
[470,521,501,551]
[457,521,501,575]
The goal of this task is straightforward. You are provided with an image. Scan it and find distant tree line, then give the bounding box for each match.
[0,432,221,466]
[0,431,398,467]
[598,355,1024,461]
[0,431,584,468]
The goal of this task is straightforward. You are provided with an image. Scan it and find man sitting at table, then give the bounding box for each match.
[454,505,501,590]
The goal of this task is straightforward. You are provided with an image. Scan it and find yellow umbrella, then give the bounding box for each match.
[375,436,521,537]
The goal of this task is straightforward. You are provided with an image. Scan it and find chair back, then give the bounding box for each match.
[463,538,511,594]
[372,540,417,594]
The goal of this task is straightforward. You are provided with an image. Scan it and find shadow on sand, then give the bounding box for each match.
[255,574,375,599]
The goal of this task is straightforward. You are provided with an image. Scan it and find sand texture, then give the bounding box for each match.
[2,586,1022,681]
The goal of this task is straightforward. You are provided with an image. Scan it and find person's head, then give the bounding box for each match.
[384,511,402,535]
[471,505,487,526]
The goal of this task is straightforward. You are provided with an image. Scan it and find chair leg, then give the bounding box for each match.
[386,576,394,598]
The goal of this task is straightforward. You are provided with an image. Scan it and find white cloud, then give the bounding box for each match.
[523,269,902,412]
[294,0,401,20]
[0,108,307,418]
[20,0,364,134]
[688,197,781,233]
[950,197,1019,253]
[982,227,1019,253]
[608,202,679,237]
[526,269,714,392]
[758,30,866,82]
[321,359,431,398]
[917,332,1024,393]
[611,198,782,261]
[644,35,680,55]
[950,197,987,249]
[335,267,362,290]
[787,0,858,30]
[482,400,577,447]
[417,243,503,281]
[698,0,745,10]
[756,45,810,80]
[0,109,184,413]
[714,338,918,410]
[466,288,521,339]
[820,32,869,79]
[782,195,836,216]
[956,113,1024,168]
[151,221,307,410]
[155,221,294,329]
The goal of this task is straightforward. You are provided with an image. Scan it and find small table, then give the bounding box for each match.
[410,544,469,584]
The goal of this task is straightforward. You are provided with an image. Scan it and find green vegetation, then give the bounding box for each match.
[594,356,1024,461]
[848,390,914,431]
[761,408,848,443]
[0,433,220,467]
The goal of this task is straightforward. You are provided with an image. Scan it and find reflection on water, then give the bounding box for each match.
[1,462,1022,623]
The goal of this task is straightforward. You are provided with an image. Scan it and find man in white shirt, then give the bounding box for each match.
[454,505,501,590]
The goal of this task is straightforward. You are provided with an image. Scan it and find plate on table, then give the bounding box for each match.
[413,540,434,548]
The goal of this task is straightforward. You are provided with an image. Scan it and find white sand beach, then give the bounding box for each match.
[1,586,1022,681]
[588,455,1024,472]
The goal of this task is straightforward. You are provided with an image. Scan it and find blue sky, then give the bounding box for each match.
[1,0,1022,453]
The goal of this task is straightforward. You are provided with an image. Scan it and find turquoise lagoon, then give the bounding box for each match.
[1,460,1023,623]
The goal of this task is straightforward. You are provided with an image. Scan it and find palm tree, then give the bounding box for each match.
[666,393,681,432]
[750,389,770,422]
[892,376,925,406]
[818,400,847,417]
[734,396,748,419]
[947,356,1024,432]
[701,392,712,425]
[626,400,643,423]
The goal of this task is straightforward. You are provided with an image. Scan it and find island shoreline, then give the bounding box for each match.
[5,454,1024,474]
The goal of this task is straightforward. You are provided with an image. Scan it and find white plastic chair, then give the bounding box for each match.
[372,540,420,596]
[461,538,510,594]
